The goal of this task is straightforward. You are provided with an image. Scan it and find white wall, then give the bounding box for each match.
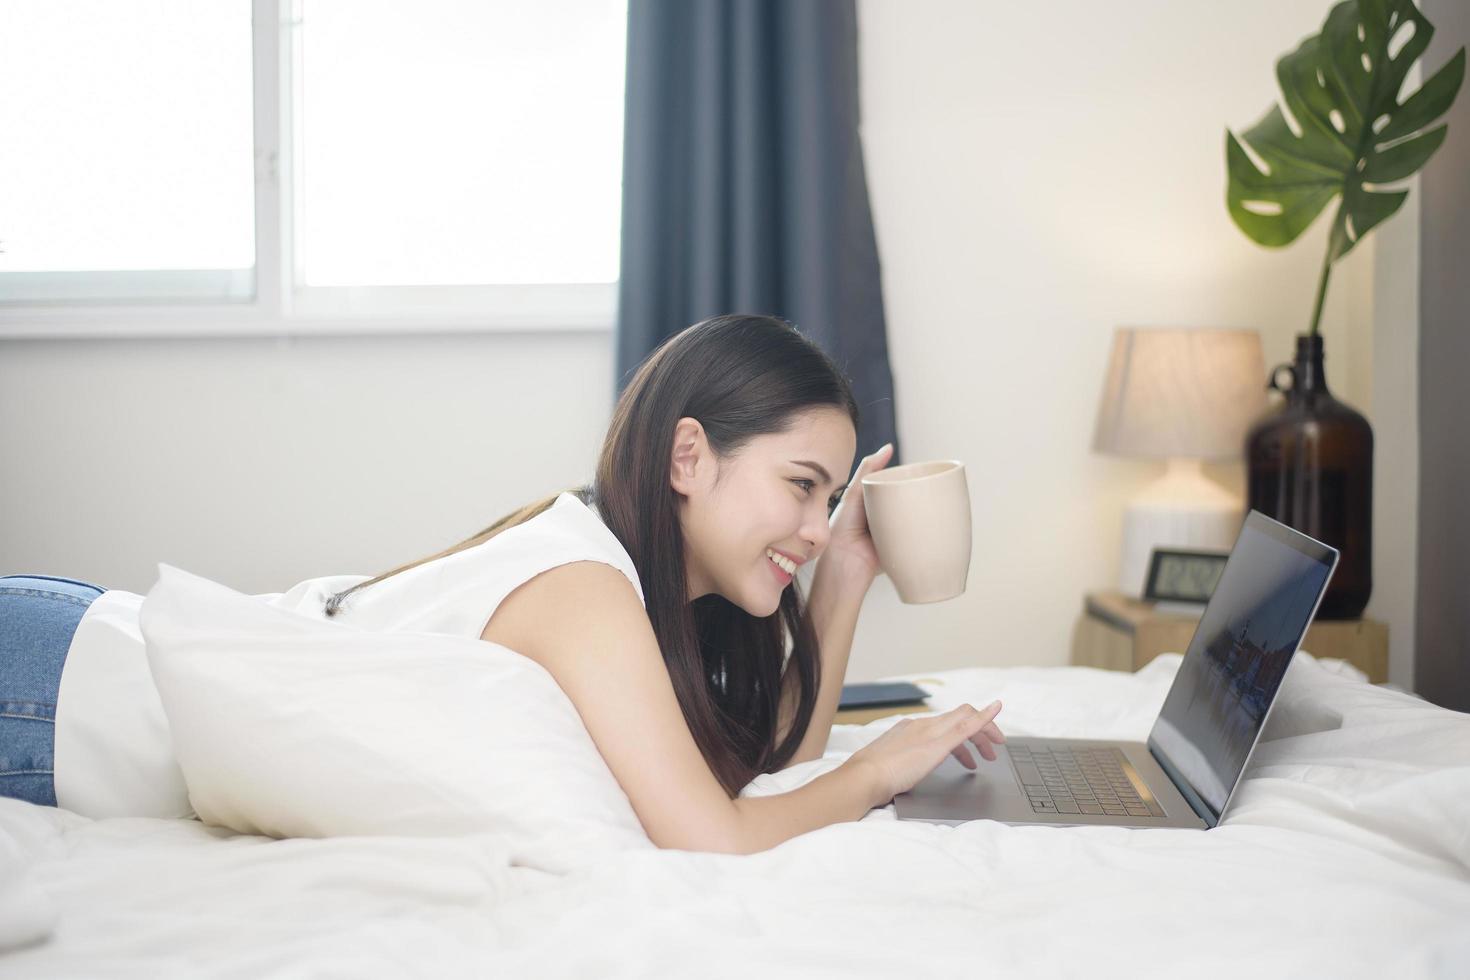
[846,0,1418,682]
[1368,188,1420,691]
[0,0,1419,684]
[0,331,613,594]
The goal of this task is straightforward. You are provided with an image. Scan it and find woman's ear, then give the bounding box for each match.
[669,417,708,497]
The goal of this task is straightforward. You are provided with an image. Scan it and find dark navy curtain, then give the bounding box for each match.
[615,0,900,465]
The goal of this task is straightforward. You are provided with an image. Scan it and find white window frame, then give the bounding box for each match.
[0,0,618,340]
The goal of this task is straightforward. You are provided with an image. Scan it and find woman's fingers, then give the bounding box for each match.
[939,700,1002,733]
[968,700,1003,725]
[852,443,894,483]
[964,729,998,761]
[937,701,1005,765]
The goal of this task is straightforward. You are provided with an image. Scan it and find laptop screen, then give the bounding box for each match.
[1147,512,1337,820]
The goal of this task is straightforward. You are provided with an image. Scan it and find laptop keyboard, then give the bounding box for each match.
[1008,744,1166,818]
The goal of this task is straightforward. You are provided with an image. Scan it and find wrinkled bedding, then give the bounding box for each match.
[3,653,1468,979]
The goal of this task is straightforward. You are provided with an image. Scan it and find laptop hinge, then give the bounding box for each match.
[1148,737,1219,829]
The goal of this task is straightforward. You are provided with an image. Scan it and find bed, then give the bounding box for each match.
[3,651,1468,979]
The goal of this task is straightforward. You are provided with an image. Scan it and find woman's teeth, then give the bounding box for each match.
[766,549,796,574]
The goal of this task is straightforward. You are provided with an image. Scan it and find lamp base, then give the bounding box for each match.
[1118,458,1241,597]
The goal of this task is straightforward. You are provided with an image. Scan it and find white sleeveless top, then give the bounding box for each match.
[53,493,642,819]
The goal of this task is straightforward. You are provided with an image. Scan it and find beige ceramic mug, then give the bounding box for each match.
[860,460,972,603]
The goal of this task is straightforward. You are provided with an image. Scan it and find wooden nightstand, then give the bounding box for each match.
[1071,590,1388,683]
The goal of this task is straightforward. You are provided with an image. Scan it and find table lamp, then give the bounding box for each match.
[1092,327,1266,597]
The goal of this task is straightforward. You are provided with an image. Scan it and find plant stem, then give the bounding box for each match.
[1308,248,1333,337]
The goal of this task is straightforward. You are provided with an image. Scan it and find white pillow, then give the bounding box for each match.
[139,563,652,873]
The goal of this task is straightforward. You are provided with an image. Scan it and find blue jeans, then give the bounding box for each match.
[0,575,108,807]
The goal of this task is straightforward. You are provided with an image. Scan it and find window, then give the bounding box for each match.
[0,0,627,335]
[0,1,256,303]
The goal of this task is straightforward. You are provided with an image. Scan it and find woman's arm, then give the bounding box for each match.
[481,560,886,855]
[776,442,897,762]
[777,554,876,764]
[730,750,887,851]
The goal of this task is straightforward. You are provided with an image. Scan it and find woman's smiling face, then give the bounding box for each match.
[671,406,857,616]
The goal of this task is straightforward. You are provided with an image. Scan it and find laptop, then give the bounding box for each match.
[894,510,1339,830]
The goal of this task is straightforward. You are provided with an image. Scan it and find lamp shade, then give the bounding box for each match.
[1092,327,1266,460]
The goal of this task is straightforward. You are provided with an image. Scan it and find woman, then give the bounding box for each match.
[2,314,1004,852]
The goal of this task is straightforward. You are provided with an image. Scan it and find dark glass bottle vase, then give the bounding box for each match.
[1245,334,1373,619]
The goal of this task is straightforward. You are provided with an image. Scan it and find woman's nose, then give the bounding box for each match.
[803,514,830,556]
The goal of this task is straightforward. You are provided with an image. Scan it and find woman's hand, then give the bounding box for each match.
[845,700,1007,807]
[822,442,896,582]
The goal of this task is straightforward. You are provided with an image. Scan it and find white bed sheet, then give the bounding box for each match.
[3,653,1468,979]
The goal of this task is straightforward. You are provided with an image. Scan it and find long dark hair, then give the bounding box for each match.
[326,314,861,796]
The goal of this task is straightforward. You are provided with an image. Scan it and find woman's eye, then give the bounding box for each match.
[794,479,842,512]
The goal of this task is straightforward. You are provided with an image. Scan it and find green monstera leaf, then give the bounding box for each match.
[1226,0,1464,333]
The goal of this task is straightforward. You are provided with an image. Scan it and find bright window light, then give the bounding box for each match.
[295,0,627,287]
[0,1,255,272]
